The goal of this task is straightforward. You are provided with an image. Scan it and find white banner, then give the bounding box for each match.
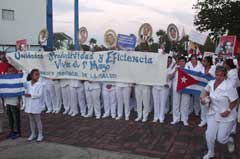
[189,30,208,45]
[6,51,168,86]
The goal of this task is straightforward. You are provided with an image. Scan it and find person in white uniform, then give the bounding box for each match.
[60,79,71,115]
[224,59,240,135]
[69,79,86,117]
[169,56,190,126]
[24,69,45,142]
[41,77,55,113]
[115,82,132,120]
[152,56,173,123]
[201,66,238,159]
[102,82,116,119]
[84,81,101,119]
[185,55,203,116]
[199,56,216,127]
[52,79,62,113]
[134,83,151,122]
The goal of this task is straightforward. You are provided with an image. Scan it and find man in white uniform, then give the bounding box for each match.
[115,82,132,120]
[41,77,55,113]
[60,79,71,115]
[84,81,101,119]
[52,80,62,113]
[102,82,116,119]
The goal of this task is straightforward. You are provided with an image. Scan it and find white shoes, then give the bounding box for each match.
[63,110,69,115]
[36,135,44,142]
[170,120,179,125]
[96,116,101,120]
[202,152,214,159]
[159,119,164,123]
[27,134,36,141]
[70,113,78,117]
[125,117,129,121]
[198,121,207,127]
[116,116,122,120]
[153,119,158,123]
[227,137,235,153]
[84,114,93,118]
[142,118,147,122]
[102,114,109,118]
[135,117,142,122]
[183,121,189,126]
[46,110,52,113]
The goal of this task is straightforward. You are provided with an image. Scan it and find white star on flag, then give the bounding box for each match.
[181,76,187,83]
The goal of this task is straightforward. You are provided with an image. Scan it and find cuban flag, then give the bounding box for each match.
[0,73,25,97]
[177,68,214,95]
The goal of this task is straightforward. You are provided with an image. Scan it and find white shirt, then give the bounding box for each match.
[185,61,203,72]
[200,65,216,77]
[204,80,238,122]
[4,97,19,106]
[227,68,240,88]
[24,81,45,114]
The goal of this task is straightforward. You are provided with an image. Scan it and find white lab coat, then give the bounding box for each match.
[24,81,45,114]
[204,80,238,156]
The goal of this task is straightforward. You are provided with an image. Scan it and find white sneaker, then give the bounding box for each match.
[85,114,93,118]
[227,137,235,153]
[183,121,189,126]
[135,117,142,122]
[56,109,61,114]
[102,114,109,118]
[116,116,122,120]
[46,110,52,113]
[27,134,36,141]
[63,110,69,115]
[202,152,214,159]
[36,135,44,142]
[68,111,73,116]
[125,117,129,121]
[159,119,164,123]
[198,121,207,127]
[70,113,78,117]
[170,120,179,125]
[142,118,147,122]
[96,116,101,120]
[153,119,158,123]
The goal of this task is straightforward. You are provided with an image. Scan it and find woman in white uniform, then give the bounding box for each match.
[52,79,62,113]
[84,81,101,119]
[169,56,190,126]
[185,55,203,116]
[24,69,45,142]
[199,56,216,127]
[102,82,116,119]
[115,82,132,120]
[41,77,55,113]
[60,79,71,115]
[201,66,238,159]
[152,56,173,123]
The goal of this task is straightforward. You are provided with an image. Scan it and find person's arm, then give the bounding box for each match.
[220,100,238,117]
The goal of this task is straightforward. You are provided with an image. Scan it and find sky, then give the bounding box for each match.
[53,0,197,45]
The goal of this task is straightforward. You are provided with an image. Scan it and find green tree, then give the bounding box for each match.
[193,0,240,40]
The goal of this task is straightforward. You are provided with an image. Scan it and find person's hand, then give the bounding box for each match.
[16,102,21,109]
[220,110,231,118]
[24,94,31,97]
[164,84,169,88]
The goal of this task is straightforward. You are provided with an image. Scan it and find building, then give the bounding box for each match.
[0,0,46,52]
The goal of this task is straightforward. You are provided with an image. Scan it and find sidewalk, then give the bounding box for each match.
[0,112,239,159]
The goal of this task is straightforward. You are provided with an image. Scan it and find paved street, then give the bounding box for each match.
[0,112,239,159]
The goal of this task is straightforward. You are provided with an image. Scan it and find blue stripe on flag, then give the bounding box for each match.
[197,81,207,87]
[180,88,201,96]
[0,83,24,88]
[0,73,23,79]
[0,92,25,97]
[182,68,214,81]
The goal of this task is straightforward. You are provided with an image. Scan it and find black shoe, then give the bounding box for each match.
[6,132,14,139]
[11,132,20,140]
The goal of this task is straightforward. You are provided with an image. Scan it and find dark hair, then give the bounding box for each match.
[225,59,236,69]
[178,56,186,62]
[204,56,213,66]
[190,54,197,60]
[215,66,227,76]
[27,69,39,81]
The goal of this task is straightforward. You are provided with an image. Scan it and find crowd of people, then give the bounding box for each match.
[0,52,240,159]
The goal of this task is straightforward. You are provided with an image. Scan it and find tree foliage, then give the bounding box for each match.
[193,0,240,40]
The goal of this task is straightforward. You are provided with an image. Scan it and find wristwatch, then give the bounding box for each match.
[226,108,232,112]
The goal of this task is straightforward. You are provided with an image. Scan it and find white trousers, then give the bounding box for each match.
[200,103,208,123]
[85,89,101,118]
[43,84,56,112]
[135,85,151,119]
[70,87,86,115]
[53,82,62,112]
[116,87,131,118]
[28,114,43,137]
[152,87,170,121]
[172,91,190,122]
[102,89,116,118]
[61,86,71,112]
[205,115,235,155]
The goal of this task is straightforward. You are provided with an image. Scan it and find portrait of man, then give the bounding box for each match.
[38,29,48,45]
[138,23,153,43]
[167,24,179,41]
[79,27,88,44]
[219,35,237,57]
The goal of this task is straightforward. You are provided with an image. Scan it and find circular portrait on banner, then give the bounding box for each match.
[38,29,48,45]
[79,27,88,44]
[138,23,153,43]
[167,24,179,41]
[104,29,117,48]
